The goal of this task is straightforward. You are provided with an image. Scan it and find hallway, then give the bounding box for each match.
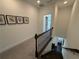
[0,0,79,59]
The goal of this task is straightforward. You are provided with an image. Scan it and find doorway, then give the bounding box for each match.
[43,14,52,32]
[56,37,64,53]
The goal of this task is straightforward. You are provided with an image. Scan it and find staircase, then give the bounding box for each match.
[39,51,63,59]
[38,43,63,59]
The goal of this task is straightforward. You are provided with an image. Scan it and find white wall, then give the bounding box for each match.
[0,0,39,53]
[38,5,55,34]
[54,5,72,38]
[62,48,79,59]
[67,0,79,49]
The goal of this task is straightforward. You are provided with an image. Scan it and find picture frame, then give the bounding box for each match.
[6,15,16,24]
[0,14,6,25]
[16,16,23,24]
[23,17,29,24]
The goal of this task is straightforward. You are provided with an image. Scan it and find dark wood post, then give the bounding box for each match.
[35,34,38,57]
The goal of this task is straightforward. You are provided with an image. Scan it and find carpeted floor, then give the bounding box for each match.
[0,38,36,59]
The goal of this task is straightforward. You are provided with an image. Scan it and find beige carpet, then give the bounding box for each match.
[0,38,36,59]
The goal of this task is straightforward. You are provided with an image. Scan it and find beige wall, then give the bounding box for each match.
[38,5,55,34]
[54,0,79,50]
[54,5,72,38]
[52,0,79,50]
[67,0,79,49]
[62,48,79,59]
[0,0,39,53]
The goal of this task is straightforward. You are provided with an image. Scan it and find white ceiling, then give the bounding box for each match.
[56,0,75,7]
[19,0,75,7]
[20,0,56,6]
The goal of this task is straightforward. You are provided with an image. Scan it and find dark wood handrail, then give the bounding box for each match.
[63,47,79,54]
[35,27,53,39]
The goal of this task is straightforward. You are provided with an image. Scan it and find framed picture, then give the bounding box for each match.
[23,17,29,24]
[16,16,23,24]
[6,15,16,24]
[0,14,6,25]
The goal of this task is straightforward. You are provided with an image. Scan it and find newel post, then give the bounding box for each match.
[35,34,38,57]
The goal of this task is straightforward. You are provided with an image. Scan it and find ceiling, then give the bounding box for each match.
[56,0,75,7]
[19,0,75,7]
[19,0,55,6]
